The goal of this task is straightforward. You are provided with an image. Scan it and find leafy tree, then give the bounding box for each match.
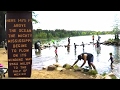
[32,11,39,24]
[112,14,120,40]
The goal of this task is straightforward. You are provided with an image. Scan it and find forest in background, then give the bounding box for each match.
[33,29,114,43]
[0,11,119,44]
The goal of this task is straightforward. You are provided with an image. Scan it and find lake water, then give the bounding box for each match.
[32,34,120,78]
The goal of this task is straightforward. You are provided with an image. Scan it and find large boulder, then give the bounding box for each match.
[47,65,56,71]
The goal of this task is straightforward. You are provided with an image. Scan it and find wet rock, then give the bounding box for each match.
[73,65,79,69]
[74,68,83,72]
[63,64,71,69]
[47,65,56,71]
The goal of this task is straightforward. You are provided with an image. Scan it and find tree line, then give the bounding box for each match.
[0,11,117,44]
[33,29,114,40]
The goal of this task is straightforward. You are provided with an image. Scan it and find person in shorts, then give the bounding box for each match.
[71,52,97,71]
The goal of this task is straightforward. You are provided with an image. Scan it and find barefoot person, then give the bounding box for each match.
[71,52,97,71]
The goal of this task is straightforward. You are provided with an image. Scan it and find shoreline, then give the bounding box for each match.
[0,48,94,79]
[1,47,117,79]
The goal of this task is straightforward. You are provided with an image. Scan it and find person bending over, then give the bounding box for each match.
[71,52,97,71]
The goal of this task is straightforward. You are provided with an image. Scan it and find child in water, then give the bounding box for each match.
[55,47,58,57]
[108,53,114,69]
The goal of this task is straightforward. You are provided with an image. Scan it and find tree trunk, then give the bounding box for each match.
[0,11,5,43]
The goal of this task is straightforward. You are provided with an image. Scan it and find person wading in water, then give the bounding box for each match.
[108,53,114,69]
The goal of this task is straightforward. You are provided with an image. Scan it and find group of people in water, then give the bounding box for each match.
[34,35,114,72]
[71,35,114,71]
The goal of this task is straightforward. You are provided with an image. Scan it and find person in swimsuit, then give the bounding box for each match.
[71,52,97,71]
[55,47,58,57]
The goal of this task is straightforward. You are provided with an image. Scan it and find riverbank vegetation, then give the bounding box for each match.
[103,16,120,46]
[0,11,120,45]
[33,29,114,43]
[33,29,114,39]
[0,11,116,45]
